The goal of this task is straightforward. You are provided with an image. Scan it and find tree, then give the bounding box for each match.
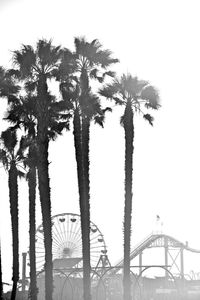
[6,94,39,300]
[0,128,25,300]
[12,40,70,300]
[59,37,118,300]
[6,90,70,300]
[100,74,160,300]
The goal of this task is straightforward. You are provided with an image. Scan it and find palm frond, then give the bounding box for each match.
[13,45,36,78]
[120,74,148,97]
[143,113,154,126]
[74,37,119,69]
[89,68,98,79]
[16,136,29,158]
[24,80,37,93]
[37,39,62,70]
[58,48,77,79]
[95,49,119,68]
[103,70,116,79]
[0,67,20,99]
[0,149,9,169]
[17,169,26,179]
[120,115,125,126]
[94,115,104,127]
[99,84,116,99]
[141,85,160,109]
[48,120,70,140]
[102,107,112,113]
[1,128,18,153]
[49,100,71,113]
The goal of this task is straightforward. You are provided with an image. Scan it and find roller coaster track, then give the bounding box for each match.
[109,233,200,275]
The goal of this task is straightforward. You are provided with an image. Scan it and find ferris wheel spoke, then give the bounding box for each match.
[35,245,44,250]
[70,219,80,242]
[53,222,65,246]
[52,236,63,248]
[68,220,74,242]
[36,235,44,241]
[51,227,64,246]
[70,233,82,248]
[35,250,45,254]
[62,220,67,245]
[71,227,82,244]
[36,263,45,270]
[36,257,45,262]
[56,218,67,245]
[90,234,103,243]
[55,218,67,245]
[66,216,70,247]
[90,245,105,249]
[35,240,44,245]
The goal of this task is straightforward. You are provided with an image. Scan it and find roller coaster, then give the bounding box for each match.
[109,232,200,278]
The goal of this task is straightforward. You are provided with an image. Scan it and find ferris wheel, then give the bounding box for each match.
[35,213,107,272]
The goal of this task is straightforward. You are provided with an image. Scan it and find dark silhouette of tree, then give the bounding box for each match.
[0,128,26,300]
[59,37,118,300]
[6,88,70,299]
[6,95,38,300]
[12,40,70,300]
[100,74,160,300]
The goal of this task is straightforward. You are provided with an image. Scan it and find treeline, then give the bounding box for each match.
[0,37,160,300]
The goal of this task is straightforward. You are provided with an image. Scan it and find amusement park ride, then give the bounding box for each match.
[16,213,200,299]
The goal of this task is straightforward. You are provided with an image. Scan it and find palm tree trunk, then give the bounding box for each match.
[37,140,53,300]
[9,162,19,300]
[0,243,3,300]
[123,100,134,300]
[36,76,53,300]
[73,109,91,300]
[81,116,91,300]
[28,163,37,300]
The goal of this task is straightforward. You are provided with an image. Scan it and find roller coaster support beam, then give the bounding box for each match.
[139,252,143,274]
[180,246,184,279]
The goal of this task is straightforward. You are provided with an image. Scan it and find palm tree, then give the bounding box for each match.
[12,40,66,300]
[6,89,70,300]
[60,37,118,300]
[0,128,26,300]
[6,95,38,300]
[100,74,160,300]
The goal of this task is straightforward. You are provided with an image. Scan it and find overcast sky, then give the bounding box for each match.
[1,0,200,287]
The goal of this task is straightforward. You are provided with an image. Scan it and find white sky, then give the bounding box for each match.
[1,0,200,287]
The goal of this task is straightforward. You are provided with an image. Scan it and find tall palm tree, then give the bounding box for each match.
[100,74,160,300]
[60,37,118,300]
[12,40,69,300]
[6,95,38,300]
[0,128,26,300]
[6,89,70,300]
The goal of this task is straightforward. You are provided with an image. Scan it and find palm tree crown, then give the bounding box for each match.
[100,73,160,123]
